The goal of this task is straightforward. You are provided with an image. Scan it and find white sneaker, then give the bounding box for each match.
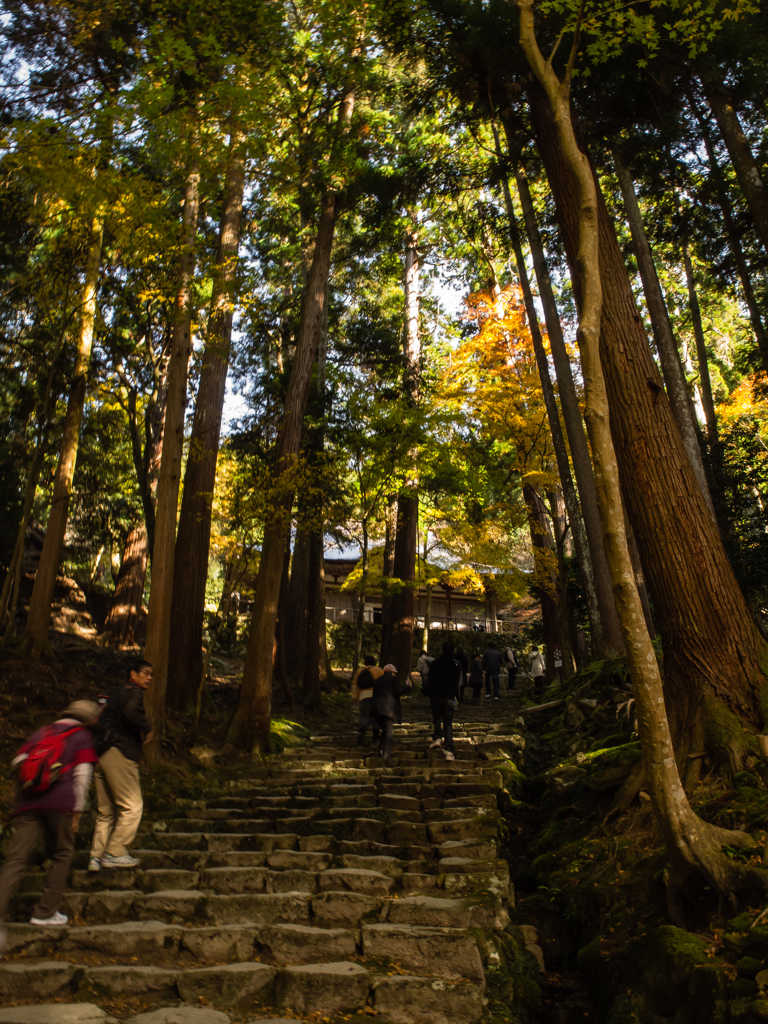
[445,752,455,761]
[429,739,443,749]
[87,858,100,872]
[102,853,141,868]
[30,911,68,926]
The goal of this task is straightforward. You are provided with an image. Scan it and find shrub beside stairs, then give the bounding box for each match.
[0,697,542,1024]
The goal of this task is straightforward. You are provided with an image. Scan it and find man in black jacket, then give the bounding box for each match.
[427,642,462,762]
[88,661,153,871]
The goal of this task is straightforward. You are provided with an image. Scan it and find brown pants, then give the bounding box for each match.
[0,810,74,921]
[90,747,143,859]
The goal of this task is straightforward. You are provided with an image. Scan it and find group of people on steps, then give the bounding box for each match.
[352,640,550,764]
[0,660,154,952]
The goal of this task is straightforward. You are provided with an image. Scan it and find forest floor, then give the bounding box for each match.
[2,641,768,1021]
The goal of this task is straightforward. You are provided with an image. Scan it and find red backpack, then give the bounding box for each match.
[17,725,81,794]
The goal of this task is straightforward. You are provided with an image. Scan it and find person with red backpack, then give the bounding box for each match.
[0,699,99,948]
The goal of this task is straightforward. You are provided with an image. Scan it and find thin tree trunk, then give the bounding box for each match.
[144,146,201,728]
[285,525,310,686]
[167,137,246,711]
[612,147,716,517]
[385,220,420,678]
[228,185,341,754]
[379,493,397,664]
[527,49,768,769]
[523,483,563,680]
[353,522,369,673]
[520,4,766,908]
[105,366,167,646]
[700,71,768,255]
[511,155,624,658]
[20,212,104,659]
[274,524,295,710]
[688,87,768,372]
[490,137,593,667]
[682,246,718,445]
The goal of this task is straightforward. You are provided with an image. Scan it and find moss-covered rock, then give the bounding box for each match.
[644,925,708,1015]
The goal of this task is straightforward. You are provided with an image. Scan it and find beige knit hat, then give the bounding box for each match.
[59,700,100,725]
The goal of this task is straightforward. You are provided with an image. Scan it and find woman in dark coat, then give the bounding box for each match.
[468,652,484,704]
[371,664,412,764]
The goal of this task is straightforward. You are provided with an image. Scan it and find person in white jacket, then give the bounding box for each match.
[528,647,546,698]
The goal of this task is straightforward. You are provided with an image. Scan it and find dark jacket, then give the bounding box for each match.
[371,671,409,724]
[112,685,152,763]
[427,653,462,700]
[482,647,503,674]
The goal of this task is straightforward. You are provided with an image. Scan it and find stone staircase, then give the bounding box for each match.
[0,695,532,1024]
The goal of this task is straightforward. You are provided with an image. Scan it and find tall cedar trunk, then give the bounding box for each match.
[353,523,368,672]
[379,493,397,664]
[166,140,246,711]
[520,10,767,907]
[303,303,330,704]
[104,367,167,646]
[1,444,45,644]
[527,80,768,761]
[21,213,104,658]
[104,526,149,647]
[0,318,67,643]
[285,525,310,685]
[682,246,718,445]
[490,137,583,671]
[385,223,420,679]
[523,483,563,679]
[548,485,575,674]
[304,528,324,703]
[612,148,716,518]
[511,156,624,658]
[229,187,339,753]
[144,148,200,729]
[688,89,768,372]
[274,525,294,708]
[700,71,768,255]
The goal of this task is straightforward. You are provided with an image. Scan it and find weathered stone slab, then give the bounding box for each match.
[3,923,67,955]
[274,961,370,1015]
[373,974,485,1024]
[203,892,311,926]
[0,1005,116,1024]
[265,869,318,894]
[351,819,386,843]
[177,961,276,1006]
[135,890,206,922]
[362,923,484,980]
[180,923,257,961]
[140,869,200,891]
[386,822,428,845]
[0,961,74,999]
[84,890,136,923]
[427,817,497,844]
[200,866,267,893]
[341,854,403,880]
[266,850,329,872]
[319,868,393,896]
[312,890,383,927]
[79,965,179,998]
[61,920,183,956]
[126,1010,230,1024]
[257,923,357,964]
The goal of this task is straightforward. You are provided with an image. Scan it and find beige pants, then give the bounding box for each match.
[90,747,143,859]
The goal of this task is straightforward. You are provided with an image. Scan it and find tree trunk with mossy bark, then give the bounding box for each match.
[527,80,768,769]
[519,0,766,912]
[19,212,104,659]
